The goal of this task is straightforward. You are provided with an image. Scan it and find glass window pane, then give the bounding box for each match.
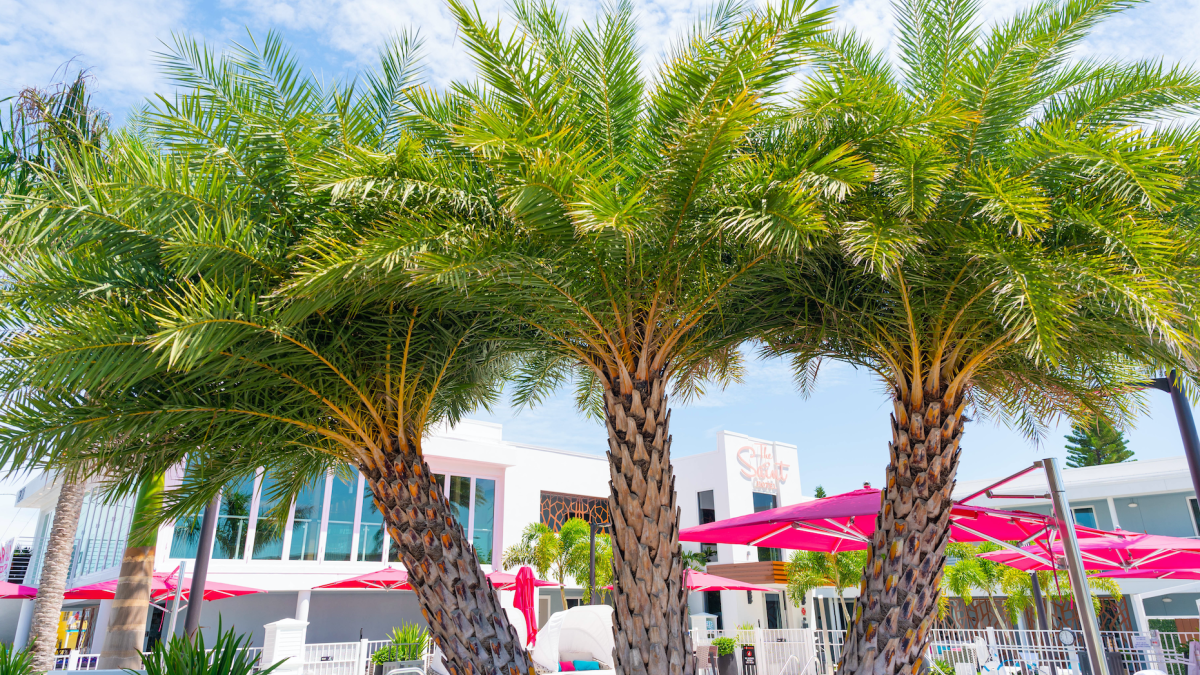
[169,508,205,559]
[753,492,780,561]
[1073,507,1097,529]
[324,472,357,561]
[289,478,325,561]
[433,474,446,495]
[251,472,285,560]
[213,476,254,560]
[448,476,471,531]
[358,482,386,563]
[473,479,495,565]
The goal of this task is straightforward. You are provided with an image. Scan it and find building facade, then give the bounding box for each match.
[1,423,808,652]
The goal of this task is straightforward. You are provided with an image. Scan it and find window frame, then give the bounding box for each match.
[431,472,498,565]
[1187,496,1199,537]
[1071,506,1097,529]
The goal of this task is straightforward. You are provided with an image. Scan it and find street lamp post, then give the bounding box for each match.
[588,520,610,605]
[1147,370,1200,500]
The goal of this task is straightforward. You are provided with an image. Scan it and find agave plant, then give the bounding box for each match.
[0,642,35,675]
[140,621,278,675]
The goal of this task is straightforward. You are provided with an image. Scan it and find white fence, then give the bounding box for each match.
[692,628,1198,675]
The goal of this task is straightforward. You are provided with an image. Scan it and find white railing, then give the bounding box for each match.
[303,639,370,675]
[690,628,1198,675]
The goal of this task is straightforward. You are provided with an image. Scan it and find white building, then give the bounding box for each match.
[0,423,813,653]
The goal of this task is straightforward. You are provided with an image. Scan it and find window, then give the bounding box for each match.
[251,471,285,560]
[358,480,387,563]
[324,473,357,561]
[754,492,781,562]
[169,507,205,559]
[1189,497,1199,536]
[1072,506,1097,529]
[698,491,716,524]
[704,590,723,629]
[473,479,496,564]
[435,474,497,564]
[213,476,254,559]
[766,593,783,629]
[289,478,324,561]
[701,543,718,563]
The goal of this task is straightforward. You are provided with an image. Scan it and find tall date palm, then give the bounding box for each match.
[761,0,1200,673]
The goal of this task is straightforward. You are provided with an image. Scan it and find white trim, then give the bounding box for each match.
[281,499,296,561]
[1107,497,1121,530]
[1187,496,1199,537]
[244,468,264,562]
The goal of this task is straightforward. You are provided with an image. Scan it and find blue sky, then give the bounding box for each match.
[1,0,1198,527]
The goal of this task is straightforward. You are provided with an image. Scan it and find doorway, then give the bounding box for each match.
[765,593,782,630]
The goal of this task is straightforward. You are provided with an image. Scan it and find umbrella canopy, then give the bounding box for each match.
[513,567,539,647]
[312,566,412,591]
[65,570,264,601]
[487,569,556,590]
[680,488,1105,555]
[606,569,774,592]
[979,530,1200,573]
[0,581,36,599]
[1091,569,1200,580]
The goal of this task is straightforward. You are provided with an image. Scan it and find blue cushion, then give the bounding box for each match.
[572,662,601,671]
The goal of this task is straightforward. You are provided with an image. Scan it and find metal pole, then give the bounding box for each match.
[1041,457,1108,675]
[184,494,220,636]
[1167,370,1200,501]
[1031,572,1049,632]
[167,560,186,640]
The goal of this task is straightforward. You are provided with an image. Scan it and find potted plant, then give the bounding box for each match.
[373,624,430,675]
[711,637,740,675]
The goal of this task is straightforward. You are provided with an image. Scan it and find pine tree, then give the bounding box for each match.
[1065,419,1134,468]
[814,485,827,498]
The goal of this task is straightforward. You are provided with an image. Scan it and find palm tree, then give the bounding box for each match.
[390,3,856,671]
[1,71,108,672]
[0,34,536,675]
[97,474,163,669]
[785,550,867,627]
[502,518,591,608]
[761,0,1200,672]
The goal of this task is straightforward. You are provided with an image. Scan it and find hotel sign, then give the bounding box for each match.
[736,443,790,491]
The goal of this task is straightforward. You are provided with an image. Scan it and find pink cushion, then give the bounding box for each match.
[560,663,576,672]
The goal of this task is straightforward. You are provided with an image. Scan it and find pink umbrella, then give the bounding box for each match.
[313,566,412,590]
[1091,569,1200,580]
[65,570,265,602]
[979,530,1200,573]
[487,569,556,591]
[680,488,1105,559]
[0,581,36,599]
[607,569,775,592]
[514,567,539,647]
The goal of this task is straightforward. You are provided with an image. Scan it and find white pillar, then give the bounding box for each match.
[89,600,113,654]
[295,590,311,622]
[1107,498,1121,529]
[356,638,370,675]
[13,599,33,647]
[262,618,308,673]
[1130,594,1150,634]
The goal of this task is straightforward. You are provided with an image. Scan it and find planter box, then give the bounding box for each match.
[717,653,739,675]
[375,659,425,675]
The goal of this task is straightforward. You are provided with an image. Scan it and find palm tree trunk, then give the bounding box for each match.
[361,438,533,675]
[27,477,86,672]
[838,592,854,629]
[603,374,692,675]
[559,584,568,611]
[838,388,967,675]
[986,593,1008,629]
[98,473,164,670]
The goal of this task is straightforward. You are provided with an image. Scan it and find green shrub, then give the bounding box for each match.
[0,643,34,675]
[712,637,739,657]
[371,624,430,664]
[139,620,278,675]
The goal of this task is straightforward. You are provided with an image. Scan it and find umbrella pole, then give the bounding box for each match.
[185,494,220,636]
[167,561,186,641]
[1041,458,1108,675]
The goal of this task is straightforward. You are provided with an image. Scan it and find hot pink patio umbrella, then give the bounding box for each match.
[979,530,1200,573]
[65,570,265,601]
[1090,569,1200,580]
[513,567,539,647]
[313,566,412,590]
[487,569,556,591]
[0,581,36,599]
[680,488,1106,561]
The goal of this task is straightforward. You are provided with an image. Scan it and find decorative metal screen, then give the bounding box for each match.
[539,491,610,531]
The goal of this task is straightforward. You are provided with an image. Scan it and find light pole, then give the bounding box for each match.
[1147,370,1200,500]
[588,520,610,605]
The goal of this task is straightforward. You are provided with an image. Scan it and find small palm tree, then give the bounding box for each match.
[939,543,1012,629]
[503,518,591,608]
[760,0,1200,671]
[785,550,867,626]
